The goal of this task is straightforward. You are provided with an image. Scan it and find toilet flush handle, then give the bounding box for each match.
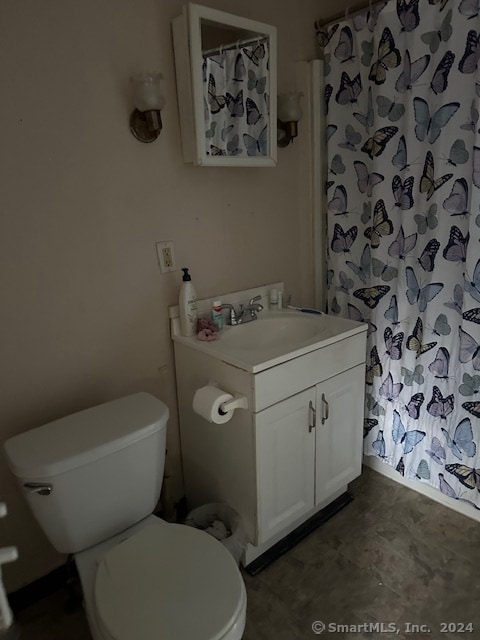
[23,483,53,496]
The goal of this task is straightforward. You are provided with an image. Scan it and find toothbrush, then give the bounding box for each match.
[286,305,324,315]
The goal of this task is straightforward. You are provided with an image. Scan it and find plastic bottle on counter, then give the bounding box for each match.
[179,268,198,337]
[212,300,223,330]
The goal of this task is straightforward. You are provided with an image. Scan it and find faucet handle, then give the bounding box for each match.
[248,295,262,305]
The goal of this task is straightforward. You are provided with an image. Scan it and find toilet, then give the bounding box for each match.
[4,392,246,640]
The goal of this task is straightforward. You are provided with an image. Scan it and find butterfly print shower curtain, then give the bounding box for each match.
[319,0,480,510]
[202,40,270,157]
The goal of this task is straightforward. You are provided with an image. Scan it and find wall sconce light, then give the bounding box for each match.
[130,73,166,143]
[277,92,303,148]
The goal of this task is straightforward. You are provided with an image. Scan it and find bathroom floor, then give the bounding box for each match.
[13,466,480,640]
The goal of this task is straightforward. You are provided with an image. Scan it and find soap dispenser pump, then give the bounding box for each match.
[179,268,198,337]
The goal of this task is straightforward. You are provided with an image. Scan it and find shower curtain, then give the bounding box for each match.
[202,38,270,158]
[319,0,480,510]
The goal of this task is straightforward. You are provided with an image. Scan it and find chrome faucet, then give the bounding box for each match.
[224,295,263,325]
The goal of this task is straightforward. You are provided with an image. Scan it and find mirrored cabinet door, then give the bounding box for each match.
[172,3,277,167]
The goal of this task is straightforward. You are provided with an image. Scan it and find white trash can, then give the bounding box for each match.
[185,503,246,565]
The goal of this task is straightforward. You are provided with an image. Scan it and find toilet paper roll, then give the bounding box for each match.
[193,386,235,424]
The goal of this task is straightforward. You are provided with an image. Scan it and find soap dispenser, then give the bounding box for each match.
[179,268,198,337]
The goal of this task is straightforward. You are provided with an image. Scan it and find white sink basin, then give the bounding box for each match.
[173,308,367,373]
[220,313,325,350]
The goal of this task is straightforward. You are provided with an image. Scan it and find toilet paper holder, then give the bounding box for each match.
[219,393,248,414]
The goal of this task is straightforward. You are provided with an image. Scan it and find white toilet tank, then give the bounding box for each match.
[4,393,169,554]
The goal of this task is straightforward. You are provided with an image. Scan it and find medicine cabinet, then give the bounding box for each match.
[172,3,277,167]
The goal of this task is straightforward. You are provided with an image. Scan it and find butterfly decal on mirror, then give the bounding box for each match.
[427,385,454,419]
[361,126,398,159]
[442,418,476,461]
[336,71,362,105]
[364,199,394,248]
[406,316,437,358]
[397,0,420,33]
[395,50,430,92]
[459,30,480,74]
[392,410,426,454]
[430,50,455,94]
[425,437,446,465]
[420,151,453,200]
[442,225,469,264]
[428,347,450,379]
[368,27,401,84]
[413,97,459,144]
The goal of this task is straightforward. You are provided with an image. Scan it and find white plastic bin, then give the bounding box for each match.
[185,503,246,565]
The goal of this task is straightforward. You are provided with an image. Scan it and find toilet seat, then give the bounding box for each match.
[94,520,246,640]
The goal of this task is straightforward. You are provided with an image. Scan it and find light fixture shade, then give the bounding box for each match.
[131,73,165,112]
[277,92,303,122]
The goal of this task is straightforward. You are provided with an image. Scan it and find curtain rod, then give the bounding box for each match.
[202,35,268,57]
[315,0,389,29]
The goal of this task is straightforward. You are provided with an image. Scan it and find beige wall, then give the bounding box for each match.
[0,0,347,591]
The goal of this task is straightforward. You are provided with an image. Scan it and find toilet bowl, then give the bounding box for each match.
[76,517,247,640]
[3,393,247,640]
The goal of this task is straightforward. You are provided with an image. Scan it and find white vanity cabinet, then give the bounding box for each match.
[256,365,365,544]
[171,297,367,565]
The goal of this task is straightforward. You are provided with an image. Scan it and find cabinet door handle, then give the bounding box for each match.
[321,393,329,425]
[308,400,316,432]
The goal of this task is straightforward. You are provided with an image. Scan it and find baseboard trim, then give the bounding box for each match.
[244,491,353,576]
[8,560,77,613]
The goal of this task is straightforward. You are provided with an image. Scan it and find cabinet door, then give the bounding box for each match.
[315,364,365,505]
[255,388,316,544]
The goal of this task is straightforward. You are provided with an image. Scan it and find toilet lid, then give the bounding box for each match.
[95,521,245,640]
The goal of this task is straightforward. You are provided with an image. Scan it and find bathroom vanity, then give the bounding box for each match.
[171,284,367,565]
